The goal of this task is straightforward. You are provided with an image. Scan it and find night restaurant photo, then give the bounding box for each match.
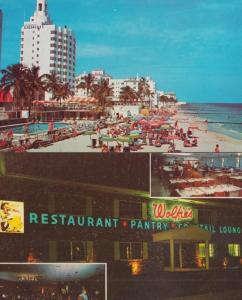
[2,153,242,299]
[151,153,242,198]
[0,263,106,300]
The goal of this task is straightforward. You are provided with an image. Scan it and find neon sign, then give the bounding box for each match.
[28,213,241,235]
[29,213,119,228]
[150,201,194,222]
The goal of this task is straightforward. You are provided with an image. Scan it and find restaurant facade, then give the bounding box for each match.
[1,163,242,274]
[0,155,242,275]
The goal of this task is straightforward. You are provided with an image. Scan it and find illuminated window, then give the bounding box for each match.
[57,241,87,261]
[198,243,206,258]
[120,242,142,260]
[198,243,215,258]
[209,244,215,258]
[72,241,87,261]
[228,244,240,257]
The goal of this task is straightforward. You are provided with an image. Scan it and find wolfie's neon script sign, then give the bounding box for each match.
[151,202,194,222]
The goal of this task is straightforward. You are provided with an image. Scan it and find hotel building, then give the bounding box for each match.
[109,76,156,104]
[0,154,242,275]
[20,0,76,93]
[75,70,157,105]
[75,70,112,97]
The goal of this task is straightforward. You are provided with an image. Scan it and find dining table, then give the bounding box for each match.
[176,184,242,197]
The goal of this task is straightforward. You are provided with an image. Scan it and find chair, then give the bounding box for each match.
[194,181,202,187]
[214,192,226,197]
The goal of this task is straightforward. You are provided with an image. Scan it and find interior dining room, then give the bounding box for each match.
[151,153,242,198]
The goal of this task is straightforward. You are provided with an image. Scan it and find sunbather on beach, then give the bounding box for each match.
[215,144,220,153]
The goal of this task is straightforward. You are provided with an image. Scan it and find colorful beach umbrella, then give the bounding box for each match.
[160,125,173,130]
[130,130,142,135]
[129,134,140,139]
[84,130,96,136]
[101,136,117,142]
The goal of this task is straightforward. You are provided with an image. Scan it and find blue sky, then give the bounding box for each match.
[0,0,242,102]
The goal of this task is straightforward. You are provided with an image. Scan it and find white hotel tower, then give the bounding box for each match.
[20,0,76,94]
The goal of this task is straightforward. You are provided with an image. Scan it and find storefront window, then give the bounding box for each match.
[120,242,142,260]
[132,243,142,259]
[72,241,87,261]
[228,244,240,257]
[198,243,215,258]
[58,241,87,261]
[58,241,71,261]
[119,201,142,219]
[209,244,215,258]
[198,243,206,258]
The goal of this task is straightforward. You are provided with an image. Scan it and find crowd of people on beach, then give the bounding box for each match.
[0,107,225,153]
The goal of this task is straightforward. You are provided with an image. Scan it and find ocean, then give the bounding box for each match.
[179,103,242,141]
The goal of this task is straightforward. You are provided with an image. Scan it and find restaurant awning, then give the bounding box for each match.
[153,225,212,242]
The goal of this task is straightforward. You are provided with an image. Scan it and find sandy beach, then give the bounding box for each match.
[27,110,242,153]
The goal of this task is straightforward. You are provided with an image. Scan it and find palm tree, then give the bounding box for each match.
[53,83,73,105]
[76,73,94,96]
[137,77,151,104]
[145,88,155,109]
[25,66,46,116]
[43,73,61,98]
[120,85,137,104]
[160,95,169,107]
[0,64,28,109]
[169,96,178,104]
[91,79,113,112]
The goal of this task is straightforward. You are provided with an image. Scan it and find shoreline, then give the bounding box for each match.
[171,110,242,152]
[177,103,242,141]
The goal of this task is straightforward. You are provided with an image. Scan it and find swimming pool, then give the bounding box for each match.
[10,123,69,134]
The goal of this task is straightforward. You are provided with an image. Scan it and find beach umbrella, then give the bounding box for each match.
[117,136,131,146]
[84,130,96,136]
[165,135,180,140]
[101,136,117,142]
[84,130,96,135]
[130,130,141,135]
[129,134,140,139]
[140,108,149,116]
[139,119,148,125]
[134,115,144,121]
[121,123,130,128]
[160,125,173,130]
[149,121,160,128]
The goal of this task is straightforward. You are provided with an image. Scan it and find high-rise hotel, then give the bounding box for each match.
[20,0,76,92]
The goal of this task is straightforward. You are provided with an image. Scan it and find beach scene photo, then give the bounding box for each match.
[151,153,242,198]
[0,0,241,153]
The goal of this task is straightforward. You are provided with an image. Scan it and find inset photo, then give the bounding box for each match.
[151,153,242,198]
[0,263,106,300]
